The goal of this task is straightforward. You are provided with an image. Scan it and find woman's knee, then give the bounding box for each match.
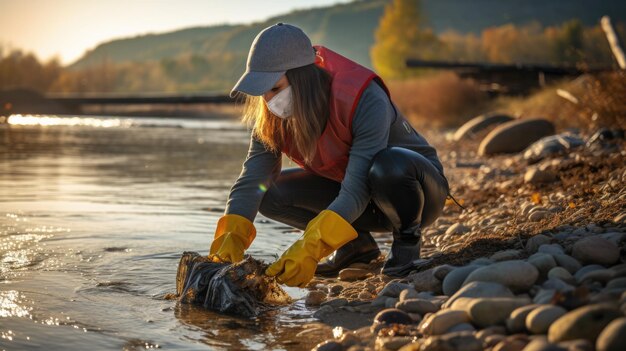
[368,147,415,188]
[258,185,284,220]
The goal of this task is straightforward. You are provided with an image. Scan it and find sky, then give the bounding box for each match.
[0,0,351,65]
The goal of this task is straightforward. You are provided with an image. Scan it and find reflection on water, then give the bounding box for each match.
[0,115,323,350]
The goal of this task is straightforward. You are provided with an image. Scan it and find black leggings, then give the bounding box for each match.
[259,147,449,235]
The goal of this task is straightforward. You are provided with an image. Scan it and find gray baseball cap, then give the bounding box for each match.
[230,23,316,97]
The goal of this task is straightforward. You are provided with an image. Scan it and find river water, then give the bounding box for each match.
[0,114,322,350]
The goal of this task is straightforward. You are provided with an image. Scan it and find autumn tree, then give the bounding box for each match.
[371,0,440,79]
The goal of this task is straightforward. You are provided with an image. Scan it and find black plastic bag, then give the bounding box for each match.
[175,252,291,317]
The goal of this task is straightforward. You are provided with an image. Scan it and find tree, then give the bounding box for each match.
[370,0,440,79]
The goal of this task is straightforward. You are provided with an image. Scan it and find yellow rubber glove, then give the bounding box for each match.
[209,214,256,263]
[265,210,357,287]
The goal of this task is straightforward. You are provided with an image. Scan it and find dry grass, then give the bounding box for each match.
[492,71,626,131]
[387,72,490,129]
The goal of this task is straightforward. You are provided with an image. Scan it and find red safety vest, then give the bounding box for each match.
[282,46,390,182]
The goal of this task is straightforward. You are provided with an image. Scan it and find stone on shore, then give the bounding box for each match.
[553,254,583,274]
[548,304,623,343]
[596,318,626,351]
[338,268,370,281]
[419,331,482,351]
[419,310,471,335]
[507,304,541,333]
[466,297,531,328]
[444,281,514,308]
[443,265,481,296]
[453,113,514,141]
[305,290,327,306]
[526,305,568,334]
[463,260,539,293]
[478,118,555,156]
[571,237,620,266]
[525,234,552,254]
[395,298,439,315]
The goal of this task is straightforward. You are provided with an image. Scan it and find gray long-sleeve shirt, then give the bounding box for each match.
[225,81,444,223]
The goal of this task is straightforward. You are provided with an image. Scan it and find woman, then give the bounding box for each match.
[209,23,449,287]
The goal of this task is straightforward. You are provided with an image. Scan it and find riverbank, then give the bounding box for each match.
[300,125,625,351]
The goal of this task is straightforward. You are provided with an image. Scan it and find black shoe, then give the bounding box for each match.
[315,231,380,277]
[382,227,422,277]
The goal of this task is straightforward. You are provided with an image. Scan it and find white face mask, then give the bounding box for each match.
[266,86,293,119]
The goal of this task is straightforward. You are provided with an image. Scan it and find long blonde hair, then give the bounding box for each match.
[241,64,332,164]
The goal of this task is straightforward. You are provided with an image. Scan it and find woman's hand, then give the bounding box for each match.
[266,210,357,287]
[209,214,256,262]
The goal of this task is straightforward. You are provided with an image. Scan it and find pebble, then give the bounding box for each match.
[528,253,558,276]
[605,277,626,291]
[491,249,523,262]
[375,336,413,350]
[328,284,344,296]
[529,210,551,222]
[464,260,539,293]
[526,235,552,254]
[372,295,392,308]
[311,340,343,351]
[338,268,370,281]
[553,254,583,274]
[596,317,626,351]
[419,331,482,351]
[526,305,567,334]
[385,298,399,308]
[399,288,419,302]
[478,118,555,155]
[371,308,414,334]
[525,168,557,184]
[444,281,514,308]
[419,310,470,335]
[379,282,413,298]
[523,338,567,351]
[493,338,528,351]
[572,237,620,266]
[548,304,623,343]
[395,298,439,315]
[558,339,593,351]
[577,269,614,285]
[321,298,348,308]
[574,265,606,282]
[445,223,470,236]
[313,305,335,320]
[443,265,480,296]
[305,290,327,306]
[507,304,541,333]
[466,297,531,328]
[548,267,575,284]
[447,322,476,333]
[433,265,456,281]
[408,268,443,294]
[538,244,565,255]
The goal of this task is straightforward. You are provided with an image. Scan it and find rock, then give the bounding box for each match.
[464,260,539,293]
[529,253,558,276]
[493,338,528,351]
[548,304,623,343]
[419,310,470,335]
[380,282,413,298]
[338,268,370,281]
[548,267,575,284]
[313,305,335,320]
[572,237,620,266]
[408,268,442,294]
[312,340,344,351]
[372,295,393,308]
[600,232,626,246]
[478,118,556,156]
[446,223,470,236]
[523,338,567,351]
[395,299,439,315]
[386,298,400,308]
[553,254,583,274]
[538,244,565,255]
[491,250,523,262]
[371,308,414,334]
[557,339,593,351]
[507,304,541,333]
[605,277,626,291]
[433,265,456,281]
[529,210,552,222]
[443,266,481,296]
[453,113,514,141]
[376,336,413,351]
[329,284,344,296]
[526,235,552,254]
[321,298,349,308]
[419,331,482,351]
[542,278,574,292]
[525,168,558,184]
[596,317,626,351]
[399,288,420,302]
[523,133,585,163]
[533,289,557,304]
[447,322,476,333]
[526,305,568,334]
[577,269,614,285]
[574,265,607,282]
[467,297,531,328]
[444,281,514,308]
[306,290,327,306]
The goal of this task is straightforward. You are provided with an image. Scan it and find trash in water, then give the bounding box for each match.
[175,252,291,317]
